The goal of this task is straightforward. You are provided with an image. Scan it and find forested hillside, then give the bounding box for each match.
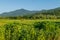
[0,7,60,19]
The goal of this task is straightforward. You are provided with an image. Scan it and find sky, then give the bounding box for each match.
[0,0,60,13]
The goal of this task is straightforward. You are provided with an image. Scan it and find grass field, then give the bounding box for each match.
[0,19,60,25]
[0,19,60,40]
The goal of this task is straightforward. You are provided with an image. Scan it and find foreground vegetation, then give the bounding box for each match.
[0,19,60,40]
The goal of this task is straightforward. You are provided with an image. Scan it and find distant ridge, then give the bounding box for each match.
[0,7,60,17]
[0,9,37,17]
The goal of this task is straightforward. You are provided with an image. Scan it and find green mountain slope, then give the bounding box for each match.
[0,7,60,17]
[0,9,37,17]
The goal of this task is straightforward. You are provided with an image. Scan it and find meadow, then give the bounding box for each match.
[0,19,60,40]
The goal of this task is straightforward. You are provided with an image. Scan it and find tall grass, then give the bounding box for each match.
[0,21,60,40]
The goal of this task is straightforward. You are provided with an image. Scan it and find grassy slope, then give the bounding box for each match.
[0,19,60,26]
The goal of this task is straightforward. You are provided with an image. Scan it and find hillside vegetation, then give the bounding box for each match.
[0,7,60,19]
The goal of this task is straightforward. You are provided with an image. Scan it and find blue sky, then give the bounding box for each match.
[0,0,60,13]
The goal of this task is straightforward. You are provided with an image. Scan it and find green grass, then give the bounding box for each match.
[0,19,60,24]
[0,19,60,40]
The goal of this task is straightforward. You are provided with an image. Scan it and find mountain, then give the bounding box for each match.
[0,7,60,17]
[0,9,37,17]
[32,7,60,16]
